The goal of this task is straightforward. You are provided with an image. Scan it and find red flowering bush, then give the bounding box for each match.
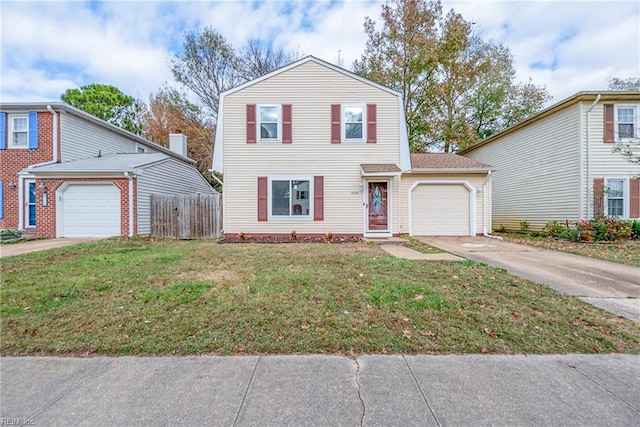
[545,216,633,242]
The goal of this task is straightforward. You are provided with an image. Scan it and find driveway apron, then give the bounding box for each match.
[419,237,640,323]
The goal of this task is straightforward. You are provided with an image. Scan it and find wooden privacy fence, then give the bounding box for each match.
[151,193,222,239]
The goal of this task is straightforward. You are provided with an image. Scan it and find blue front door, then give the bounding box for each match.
[27,180,36,227]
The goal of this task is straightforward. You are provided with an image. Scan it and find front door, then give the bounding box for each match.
[25,179,36,228]
[367,181,389,232]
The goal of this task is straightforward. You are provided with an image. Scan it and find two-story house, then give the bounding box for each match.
[0,102,215,238]
[460,92,640,230]
[212,56,493,238]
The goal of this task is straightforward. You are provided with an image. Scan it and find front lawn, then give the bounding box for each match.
[1,238,638,356]
[497,233,640,267]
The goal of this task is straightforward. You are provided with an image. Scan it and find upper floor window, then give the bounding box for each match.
[9,114,28,148]
[342,104,366,142]
[258,104,281,142]
[616,106,637,140]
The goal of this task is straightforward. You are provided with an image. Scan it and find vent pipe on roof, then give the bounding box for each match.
[169,133,188,157]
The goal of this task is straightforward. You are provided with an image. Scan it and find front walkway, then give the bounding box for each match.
[0,238,103,258]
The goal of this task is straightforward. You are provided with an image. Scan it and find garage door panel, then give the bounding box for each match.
[61,184,121,237]
[412,184,470,236]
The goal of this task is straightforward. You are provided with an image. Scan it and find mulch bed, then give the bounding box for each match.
[218,235,363,244]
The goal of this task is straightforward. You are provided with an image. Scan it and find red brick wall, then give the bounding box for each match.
[0,111,57,230]
[33,177,137,238]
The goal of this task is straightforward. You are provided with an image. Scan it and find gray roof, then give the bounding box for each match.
[28,153,169,173]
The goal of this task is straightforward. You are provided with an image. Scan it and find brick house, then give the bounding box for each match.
[0,102,215,238]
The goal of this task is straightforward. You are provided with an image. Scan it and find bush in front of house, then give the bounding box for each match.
[544,216,635,242]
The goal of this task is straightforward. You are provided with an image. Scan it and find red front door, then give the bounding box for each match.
[367,182,388,231]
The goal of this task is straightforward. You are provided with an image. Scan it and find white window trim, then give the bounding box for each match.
[341,103,367,143]
[267,175,313,220]
[257,104,282,143]
[614,104,639,143]
[9,114,29,149]
[604,177,629,218]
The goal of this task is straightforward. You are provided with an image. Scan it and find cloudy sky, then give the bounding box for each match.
[1,0,638,107]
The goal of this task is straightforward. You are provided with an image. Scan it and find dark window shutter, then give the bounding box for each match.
[257,176,268,221]
[331,104,341,144]
[314,176,324,221]
[247,104,257,144]
[603,103,614,143]
[283,104,292,144]
[630,179,640,218]
[367,104,377,143]
[593,178,604,216]
[28,111,38,149]
[0,112,6,150]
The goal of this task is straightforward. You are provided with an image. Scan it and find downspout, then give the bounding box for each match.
[124,172,134,237]
[481,171,502,240]
[46,105,59,162]
[585,94,601,219]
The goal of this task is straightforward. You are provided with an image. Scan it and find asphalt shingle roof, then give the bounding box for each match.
[29,153,169,172]
[410,153,492,170]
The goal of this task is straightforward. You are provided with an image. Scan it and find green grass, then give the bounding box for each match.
[1,237,639,356]
[497,233,640,266]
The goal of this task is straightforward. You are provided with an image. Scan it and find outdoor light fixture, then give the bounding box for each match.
[8,182,17,189]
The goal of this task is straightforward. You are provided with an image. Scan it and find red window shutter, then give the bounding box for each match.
[331,104,341,144]
[367,104,377,143]
[630,179,640,218]
[283,104,292,144]
[603,103,614,143]
[247,104,257,144]
[314,176,324,221]
[593,178,604,216]
[257,176,268,221]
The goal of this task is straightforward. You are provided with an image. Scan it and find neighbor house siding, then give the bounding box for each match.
[583,101,640,217]
[399,173,489,235]
[465,104,581,230]
[60,112,161,161]
[221,60,402,235]
[136,159,215,235]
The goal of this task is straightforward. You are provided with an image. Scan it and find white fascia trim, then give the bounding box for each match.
[407,180,477,237]
[212,96,224,174]
[360,170,402,177]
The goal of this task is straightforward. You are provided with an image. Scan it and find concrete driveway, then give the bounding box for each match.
[420,237,640,323]
[0,238,103,258]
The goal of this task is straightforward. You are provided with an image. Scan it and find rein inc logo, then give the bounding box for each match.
[1,419,35,426]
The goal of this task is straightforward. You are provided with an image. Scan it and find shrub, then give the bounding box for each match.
[548,216,635,242]
[632,220,640,239]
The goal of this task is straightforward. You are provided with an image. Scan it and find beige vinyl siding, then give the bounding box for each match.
[222,61,402,235]
[60,113,161,161]
[400,173,489,235]
[464,104,581,230]
[582,102,640,217]
[136,159,215,235]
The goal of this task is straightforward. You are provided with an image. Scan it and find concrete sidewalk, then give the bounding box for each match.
[1,354,638,426]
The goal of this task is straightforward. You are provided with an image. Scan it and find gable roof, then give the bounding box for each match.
[27,153,169,175]
[459,91,640,155]
[212,56,412,175]
[410,153,492,172]
[220,55,402,98]
[0,102,194,164]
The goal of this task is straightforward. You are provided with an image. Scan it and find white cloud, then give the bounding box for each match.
[1,0,638,106]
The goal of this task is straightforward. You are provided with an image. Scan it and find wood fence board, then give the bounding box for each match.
[151,193,221,239]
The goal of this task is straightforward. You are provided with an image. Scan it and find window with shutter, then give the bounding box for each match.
[247,105,257,144]
[603,104,614,143]
[0,113,6,150]
[593,178,604,216]
[257,176,268,221]
[28,111,38,149]
[314,176,324,221]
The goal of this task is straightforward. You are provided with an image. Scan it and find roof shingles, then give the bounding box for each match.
[410,153,492,170]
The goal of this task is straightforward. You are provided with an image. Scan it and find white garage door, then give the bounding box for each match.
[411,184,470,236]
[61,184,121,237]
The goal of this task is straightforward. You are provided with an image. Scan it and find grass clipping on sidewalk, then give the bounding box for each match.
[1,238,639,356]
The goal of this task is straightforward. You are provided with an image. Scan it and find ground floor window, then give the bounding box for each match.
[271,178,311,217]
[605,178,625,217]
